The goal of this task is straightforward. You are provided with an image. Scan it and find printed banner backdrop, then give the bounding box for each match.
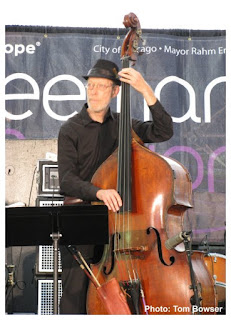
[5,27,226,244]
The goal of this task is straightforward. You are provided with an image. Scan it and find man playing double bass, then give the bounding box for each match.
[58,59,173,314]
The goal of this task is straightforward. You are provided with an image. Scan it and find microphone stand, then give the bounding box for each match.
[50,192,62,315]
[51,231,62,314]
[50,175,61,314]
[183,232,201,314]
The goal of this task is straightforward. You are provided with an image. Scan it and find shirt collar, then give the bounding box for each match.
[80,103,115,126]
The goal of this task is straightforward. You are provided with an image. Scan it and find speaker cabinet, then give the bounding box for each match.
[37,279,62,315]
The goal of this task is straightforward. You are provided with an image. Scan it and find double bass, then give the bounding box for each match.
[86,13,217,315]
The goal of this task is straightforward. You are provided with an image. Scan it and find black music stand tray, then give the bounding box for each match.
[6,204,108,314]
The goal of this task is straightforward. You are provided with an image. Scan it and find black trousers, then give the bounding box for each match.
[59,244,103,314]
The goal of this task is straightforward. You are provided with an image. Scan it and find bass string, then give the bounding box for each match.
[114,56,142,284]
[123,59,143,294]
[121,57,137,281]
[114,73,126,278]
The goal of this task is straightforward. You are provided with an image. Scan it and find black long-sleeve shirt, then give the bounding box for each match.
[58,100,173,200]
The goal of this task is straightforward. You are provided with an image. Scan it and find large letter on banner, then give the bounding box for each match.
[204,76,226,123]
[43,75,86,121]
[5,73,39,120]
[155,76,201,123]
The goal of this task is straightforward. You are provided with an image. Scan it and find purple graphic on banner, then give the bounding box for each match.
[192,226,226,234]
[208,146,226,192]
[5,128,25,139]
[164,146,203,190]
[148,144,155,152]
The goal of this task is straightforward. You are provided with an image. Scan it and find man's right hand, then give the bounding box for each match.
[96,189,122,212]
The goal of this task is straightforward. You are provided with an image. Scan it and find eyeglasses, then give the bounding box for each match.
[85,83,114,91]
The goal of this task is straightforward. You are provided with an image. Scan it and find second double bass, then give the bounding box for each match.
[87,13,217,314]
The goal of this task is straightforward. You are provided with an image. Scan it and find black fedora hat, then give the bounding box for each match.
[83,59,121,86]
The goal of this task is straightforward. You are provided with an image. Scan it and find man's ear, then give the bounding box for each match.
[111,85,120,98]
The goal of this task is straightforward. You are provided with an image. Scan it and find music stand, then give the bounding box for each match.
[6,204,108,314]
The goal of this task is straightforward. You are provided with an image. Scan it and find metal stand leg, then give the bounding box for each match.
[184,236,202,314]
[51,232,62,315]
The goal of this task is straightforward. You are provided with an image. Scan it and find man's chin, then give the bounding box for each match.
[88,104,108,113]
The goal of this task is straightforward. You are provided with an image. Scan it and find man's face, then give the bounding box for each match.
[86,77,119,114]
